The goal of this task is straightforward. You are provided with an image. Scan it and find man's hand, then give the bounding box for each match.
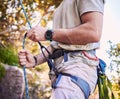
[26,25,47,42]
[18,49,35,68]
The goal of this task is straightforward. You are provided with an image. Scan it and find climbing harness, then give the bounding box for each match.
[49,49,115,99]
[49,50,94,99]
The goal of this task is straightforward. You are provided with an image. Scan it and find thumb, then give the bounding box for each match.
[25,50,34,62]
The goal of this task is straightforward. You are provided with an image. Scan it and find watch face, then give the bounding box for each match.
[45,30,53,41]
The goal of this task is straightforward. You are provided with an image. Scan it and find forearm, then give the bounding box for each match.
[34,45,54,65]
[53,25,98,45]
[52,12,103,45]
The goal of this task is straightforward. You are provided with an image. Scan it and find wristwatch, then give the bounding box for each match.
[45,29,54,41]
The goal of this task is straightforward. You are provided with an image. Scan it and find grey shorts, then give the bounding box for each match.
[50,51,99,99]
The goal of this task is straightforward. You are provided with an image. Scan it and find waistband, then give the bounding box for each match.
[49,49,98,61]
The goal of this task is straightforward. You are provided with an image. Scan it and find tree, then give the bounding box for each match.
[0,0,62,47]
[0,1,63,98]
[107,41,120,83]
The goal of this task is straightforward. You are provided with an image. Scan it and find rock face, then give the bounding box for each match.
[0,65,25,99]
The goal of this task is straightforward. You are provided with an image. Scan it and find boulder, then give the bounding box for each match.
[0,64,25,99]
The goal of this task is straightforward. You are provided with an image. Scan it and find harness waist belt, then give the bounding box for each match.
[49,49,96,59]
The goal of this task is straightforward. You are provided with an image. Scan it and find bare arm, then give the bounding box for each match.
[18,45,54,68]
[34,45,54,65]
[52,12,103,45]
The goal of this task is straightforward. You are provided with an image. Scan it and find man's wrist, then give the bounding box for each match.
[45,29,54,41]
[33,56,37,68]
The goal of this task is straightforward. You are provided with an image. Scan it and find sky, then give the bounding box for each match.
[96,0,120,79]
[97,0,120,61]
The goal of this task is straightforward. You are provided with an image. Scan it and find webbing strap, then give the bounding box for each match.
[51,52,91,99]
[52,74,62,88]
[52,72,90,99]
[63,52,91,99]
[63,52,68,62]
[47,59,58,75]
[98,59,106,74]
[71,75,90,99]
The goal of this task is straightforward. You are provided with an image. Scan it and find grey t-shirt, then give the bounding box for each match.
[51,0,104,50]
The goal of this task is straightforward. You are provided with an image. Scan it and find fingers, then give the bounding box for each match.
[19,57,27,66]
[26,27,37,40]
[18,49,30,66]
[18,50,27,66]
[26,30,35,40]
[19,60,26,66]
[26,25,46,41]
[26,31,38,42]
[18,49,35,68]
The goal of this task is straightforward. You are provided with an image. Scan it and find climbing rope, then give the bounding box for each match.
[19,0,30,98]
[20,0,51,99]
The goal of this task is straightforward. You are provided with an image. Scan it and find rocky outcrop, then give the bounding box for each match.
[0,64,25,99]
[0,64,52,99]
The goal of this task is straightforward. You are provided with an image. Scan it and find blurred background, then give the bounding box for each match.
[0,0,120,99]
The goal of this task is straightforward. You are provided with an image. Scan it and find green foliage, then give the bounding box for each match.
[0,0,63,56]
[107,41,120,57]
[0,0,62,33]
[0,63,6,81]
[0,45,18,66]
[0,1,63,98]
